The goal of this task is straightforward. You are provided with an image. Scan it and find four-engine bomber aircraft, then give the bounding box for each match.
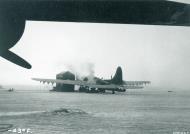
[32,66,151,94]
[0,0,190,69]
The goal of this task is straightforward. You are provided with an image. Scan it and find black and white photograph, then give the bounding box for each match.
[0,0,190,134]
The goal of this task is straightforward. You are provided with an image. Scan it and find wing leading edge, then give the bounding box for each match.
[32,78,149,89]
[32,78,122,89]
[123,81,151,85]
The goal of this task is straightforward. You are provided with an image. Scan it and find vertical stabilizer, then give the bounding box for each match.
[112,66,123,85]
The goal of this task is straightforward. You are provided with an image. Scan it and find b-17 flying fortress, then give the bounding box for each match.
[32,66,150,94]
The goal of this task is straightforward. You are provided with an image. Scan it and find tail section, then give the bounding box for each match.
[112,66,123,85]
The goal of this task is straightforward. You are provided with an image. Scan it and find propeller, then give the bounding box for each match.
[0,9,31,69]
[1,50,31,69]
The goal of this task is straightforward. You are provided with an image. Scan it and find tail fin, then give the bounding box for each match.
[112,66,123,85]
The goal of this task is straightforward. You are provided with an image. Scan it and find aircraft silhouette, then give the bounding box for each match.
[0,0,190,69]
[32,66,151,94]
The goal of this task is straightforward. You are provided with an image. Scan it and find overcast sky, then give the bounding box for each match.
[0,0,190,89]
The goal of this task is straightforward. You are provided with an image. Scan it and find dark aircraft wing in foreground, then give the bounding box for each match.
[0,0,190,69]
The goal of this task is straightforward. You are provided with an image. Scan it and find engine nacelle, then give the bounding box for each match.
[0,11,25,54]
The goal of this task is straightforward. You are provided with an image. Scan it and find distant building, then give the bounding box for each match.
[54,71,75,92]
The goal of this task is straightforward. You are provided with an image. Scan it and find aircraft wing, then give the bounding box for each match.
[1,0,190,70]
[32,78,124,89]
[123,81,151,86]
[32,78,150,92]
[2,0,190,26]
[32,78,88,85]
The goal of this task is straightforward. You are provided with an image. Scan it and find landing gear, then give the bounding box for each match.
[112,90,115,94]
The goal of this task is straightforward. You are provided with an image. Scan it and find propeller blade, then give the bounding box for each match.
[1,50,31,69]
